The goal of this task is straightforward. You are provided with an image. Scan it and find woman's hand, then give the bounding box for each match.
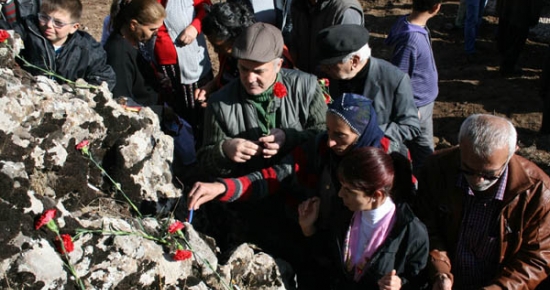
[176,25,198,46]
[378,270,401,290]
[298,197,320,236]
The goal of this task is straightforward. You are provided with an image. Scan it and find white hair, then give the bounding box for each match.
[341,43,371,63]
[458,114,517,159]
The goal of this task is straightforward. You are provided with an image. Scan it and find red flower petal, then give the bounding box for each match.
[273,82,287,98]
[55,234,74,254]
[173,249,192,261]
[0,30,9,43]
[323,93,331,104]
[168,221,184,234]
[75,140,90,151]
[35,209,57,230]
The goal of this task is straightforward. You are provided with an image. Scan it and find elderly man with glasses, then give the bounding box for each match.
[415,114,550,290]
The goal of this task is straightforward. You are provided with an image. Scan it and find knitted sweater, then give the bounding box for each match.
[385,15,438,107]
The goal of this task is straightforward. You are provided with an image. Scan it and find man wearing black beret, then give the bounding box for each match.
[317,24,420,156]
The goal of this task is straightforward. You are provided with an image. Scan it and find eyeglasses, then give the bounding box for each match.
[460,161,508,181]
[37,13,75,29]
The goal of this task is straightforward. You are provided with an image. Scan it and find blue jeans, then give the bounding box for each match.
[464,0,488,54]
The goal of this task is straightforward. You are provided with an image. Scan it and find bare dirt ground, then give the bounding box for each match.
[79,0,550,173]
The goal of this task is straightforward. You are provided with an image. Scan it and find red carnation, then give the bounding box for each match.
[0,30,9,43]
[173,249,192,261]
[168,221,184,234]
[319,78,329,87]
[35,209,57,230]
[75,140,89,151]
[323,93,332,104]
[55,234,74,254]
[273,82,287,98]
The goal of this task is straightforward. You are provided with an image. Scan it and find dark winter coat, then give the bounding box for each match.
[306,202,429,290]
[18,15,116,90]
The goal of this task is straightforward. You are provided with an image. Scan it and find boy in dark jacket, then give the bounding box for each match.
[385,0,441,173]
[16,0,115,89]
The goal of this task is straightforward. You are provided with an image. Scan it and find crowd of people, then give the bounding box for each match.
[2,0,550,289]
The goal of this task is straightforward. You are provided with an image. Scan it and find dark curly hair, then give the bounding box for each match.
[202,1,256,43]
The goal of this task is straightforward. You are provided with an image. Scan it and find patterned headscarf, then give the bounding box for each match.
[327,93,383,149]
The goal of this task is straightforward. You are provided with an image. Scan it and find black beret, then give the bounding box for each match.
[316,24,370,64]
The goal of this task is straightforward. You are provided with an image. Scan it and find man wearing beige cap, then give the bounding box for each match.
[197,22,327,178]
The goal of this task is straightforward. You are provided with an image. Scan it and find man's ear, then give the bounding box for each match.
[431,3,442,14]
[274,57,283,72]
[351,54,361,69]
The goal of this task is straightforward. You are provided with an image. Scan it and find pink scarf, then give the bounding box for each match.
[343,199,396,281]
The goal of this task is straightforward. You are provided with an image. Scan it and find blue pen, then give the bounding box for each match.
[188,209,194,224]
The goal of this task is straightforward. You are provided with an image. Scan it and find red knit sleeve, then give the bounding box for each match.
[190,0,212,34]
[153,24,178,65]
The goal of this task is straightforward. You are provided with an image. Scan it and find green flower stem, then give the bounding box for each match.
[54,232,85,290]
[14,54,97,90]
[75,228,167,244]
[46,220,59,234]
[84,150,143,218]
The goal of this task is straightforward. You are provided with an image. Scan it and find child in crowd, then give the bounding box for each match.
[16,0,115,89]
[385,0,441,173]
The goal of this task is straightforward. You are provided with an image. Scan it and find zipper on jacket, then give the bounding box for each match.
[28,23,56,73]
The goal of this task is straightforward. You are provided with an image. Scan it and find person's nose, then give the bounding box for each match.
[245,72,257,84]
[327,137,336,148]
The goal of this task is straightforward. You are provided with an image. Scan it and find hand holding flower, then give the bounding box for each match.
[258,128,286,159]
[222,138,261,163]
